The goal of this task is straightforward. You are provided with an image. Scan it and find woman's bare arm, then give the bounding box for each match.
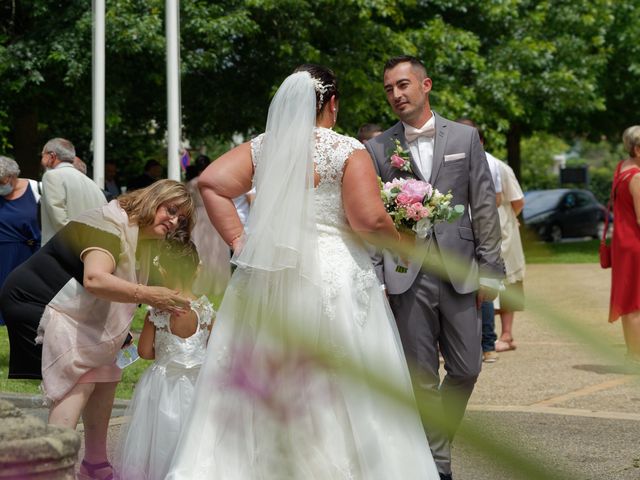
[629,174,640,226]
[342,149,398,241]
[198,142,254,251]
[82,250,190,313]
[511,198,524,216]
[137,313,155,360]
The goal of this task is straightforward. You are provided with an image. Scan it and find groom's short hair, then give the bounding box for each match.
[384,56,427,79]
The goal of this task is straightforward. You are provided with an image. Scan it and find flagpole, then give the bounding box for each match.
[166,0,181,181]
[92,0,105,188]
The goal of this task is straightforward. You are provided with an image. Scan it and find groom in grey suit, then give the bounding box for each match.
[366,56,504,480]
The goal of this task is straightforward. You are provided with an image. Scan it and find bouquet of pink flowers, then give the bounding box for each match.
[380,177,464,238]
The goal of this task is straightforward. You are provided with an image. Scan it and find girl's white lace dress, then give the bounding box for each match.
[116,296,215,480]
[167,128,439,479]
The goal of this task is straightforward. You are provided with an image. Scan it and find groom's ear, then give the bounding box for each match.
[422,77,432,95]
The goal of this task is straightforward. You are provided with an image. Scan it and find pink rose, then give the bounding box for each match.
[390,154,406,169]
[406,202,430,221]
[396,192,411,206]
[399,179,431,204]
[384,178,404,190]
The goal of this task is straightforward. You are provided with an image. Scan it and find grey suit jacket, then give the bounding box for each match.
[365,112,504,294]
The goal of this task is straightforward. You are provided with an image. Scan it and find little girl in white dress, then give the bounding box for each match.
[115,235,215,480]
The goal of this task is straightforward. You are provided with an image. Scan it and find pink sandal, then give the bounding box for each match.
[495,339,516,352]
[77,460,114,480]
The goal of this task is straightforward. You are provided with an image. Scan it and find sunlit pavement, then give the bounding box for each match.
[2,264,638,479]
[456,263,640,479]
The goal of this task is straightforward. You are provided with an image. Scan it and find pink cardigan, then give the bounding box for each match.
[36,201,151,403]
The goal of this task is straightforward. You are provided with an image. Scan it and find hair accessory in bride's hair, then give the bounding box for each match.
[312,77,331,109]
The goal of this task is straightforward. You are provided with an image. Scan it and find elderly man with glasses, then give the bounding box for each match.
[39,138,107,244]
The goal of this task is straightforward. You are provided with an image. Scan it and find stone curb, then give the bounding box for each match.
[0,392,130,411]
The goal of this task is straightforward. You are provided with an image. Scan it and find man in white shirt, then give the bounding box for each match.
[456,118,502,206]
[455,119,505,363]
[40,138,107,244]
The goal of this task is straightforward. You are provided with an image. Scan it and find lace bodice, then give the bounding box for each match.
[250,128,378,327]
[148,296,215,369]
[251,127,364,229]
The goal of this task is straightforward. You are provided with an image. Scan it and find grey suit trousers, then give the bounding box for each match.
[388,241,482,476]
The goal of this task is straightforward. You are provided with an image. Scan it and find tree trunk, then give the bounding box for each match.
[506,122,522,181]
[12,108,41,180]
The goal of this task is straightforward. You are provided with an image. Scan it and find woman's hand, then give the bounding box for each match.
[141,285,191,314]
[83,250,190,313]
[230,234,245,255]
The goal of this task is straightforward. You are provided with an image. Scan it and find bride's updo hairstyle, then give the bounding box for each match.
[294,64,339,116]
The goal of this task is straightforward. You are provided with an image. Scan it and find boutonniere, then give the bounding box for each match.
[389,139,413,173]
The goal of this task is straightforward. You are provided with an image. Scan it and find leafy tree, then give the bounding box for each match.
[406,0,614,179]
[0,0,410,177]
[520,132,567,191]
[593,0,640,140]
[0,1,175,177]
[0,1,92,176]
[180,0,411,142]
[0,0,627,186]
[569,138,625,204]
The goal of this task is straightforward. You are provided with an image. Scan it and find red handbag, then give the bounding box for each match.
[600,162,624,269]
[599,239,611,269]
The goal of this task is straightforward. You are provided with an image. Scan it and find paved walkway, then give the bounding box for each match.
[3,263,639,479]
[454,264,640,480]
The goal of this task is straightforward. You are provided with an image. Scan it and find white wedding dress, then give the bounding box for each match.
[167,126,439,479]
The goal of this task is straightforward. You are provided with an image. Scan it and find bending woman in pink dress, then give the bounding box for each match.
[0,180,194,480]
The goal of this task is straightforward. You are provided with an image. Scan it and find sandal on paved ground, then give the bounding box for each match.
[77,460,114,480]
[483,351,499,363]
[495,339,516,352]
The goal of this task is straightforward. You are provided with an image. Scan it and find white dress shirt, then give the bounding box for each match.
[403,114,435,180]
[485,152,503,194]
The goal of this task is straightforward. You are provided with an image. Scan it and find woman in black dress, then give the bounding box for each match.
[0,179,194,480]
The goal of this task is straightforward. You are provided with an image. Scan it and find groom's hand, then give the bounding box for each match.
[476,284,498,308]
[395,229,415,265]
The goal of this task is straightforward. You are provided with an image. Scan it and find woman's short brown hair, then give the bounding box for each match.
[118,179,195,236]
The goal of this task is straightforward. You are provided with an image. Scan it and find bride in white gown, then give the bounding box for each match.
[166,65,439,479]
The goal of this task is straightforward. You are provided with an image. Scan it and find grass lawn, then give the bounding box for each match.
[523,238,599,264]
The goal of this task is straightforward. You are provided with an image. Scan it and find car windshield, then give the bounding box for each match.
[523,190,565,219]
